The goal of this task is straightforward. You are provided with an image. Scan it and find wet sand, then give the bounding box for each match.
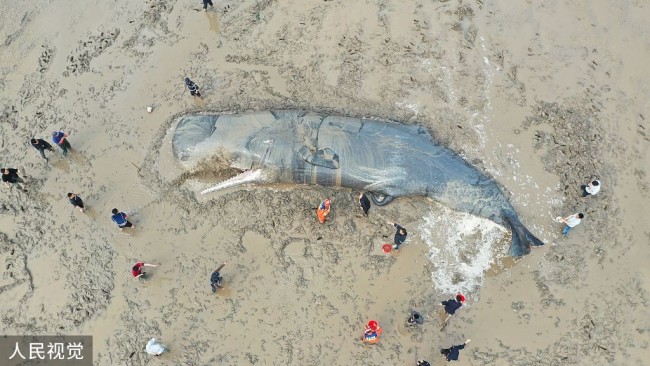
[0,0,648,365]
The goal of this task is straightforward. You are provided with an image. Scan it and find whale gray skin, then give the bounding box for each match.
[172,110,543,256]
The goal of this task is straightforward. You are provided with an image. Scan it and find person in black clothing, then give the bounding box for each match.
[440,339,470,362]
[2,168,26,191]
[31,138,54,160]
[357,192,371,216]
[416,360,431,366]
[407,310,424,326]
[202,0,213,10]
[440,294,465,323]
[387,221,407,250]
[184,77,202,97]
[210,262,227,293]
[67,193,86,212]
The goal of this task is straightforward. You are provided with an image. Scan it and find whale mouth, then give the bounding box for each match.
[172,153,244,188]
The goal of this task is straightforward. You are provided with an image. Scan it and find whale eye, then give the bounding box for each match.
[300,147,340,169]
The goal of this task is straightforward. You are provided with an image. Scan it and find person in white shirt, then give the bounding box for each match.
[559,213,584,236]
[145,338,166,356]
[581,180,601,197]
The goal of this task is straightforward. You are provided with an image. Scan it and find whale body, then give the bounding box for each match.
[172,110,543,256]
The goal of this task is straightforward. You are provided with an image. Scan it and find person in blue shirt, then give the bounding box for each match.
[51,131,72,156]
[386,221,408,250]
[440,339,470,362]
[111,208,135,231]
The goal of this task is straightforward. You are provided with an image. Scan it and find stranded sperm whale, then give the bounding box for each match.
[172,111,544,256]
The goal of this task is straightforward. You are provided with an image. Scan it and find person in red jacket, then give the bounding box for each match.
[132,262,159,279]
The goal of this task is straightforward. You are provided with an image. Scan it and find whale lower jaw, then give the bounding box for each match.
[201,169,265,194]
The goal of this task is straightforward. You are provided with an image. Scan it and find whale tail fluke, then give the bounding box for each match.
[502,210,544,256]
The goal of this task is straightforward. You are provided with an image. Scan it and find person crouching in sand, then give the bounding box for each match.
[132,262,159,280]
[386,221,408,250]
[362,320,382,344]
[317,198,331,224]
[210,262,227,293]
[407,310,424,326]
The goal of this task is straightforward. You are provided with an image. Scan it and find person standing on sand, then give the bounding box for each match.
[202,0,213,11]
[132,262,159,279]
[440,339,471,362]
[417,360,431,366]
[2,168,27,191]
[317,198,331,224]
[357,192,371,216]
[210,262,227,293]
[386,221,407,250]
[67,193,86,212]
[51,131,71,156]
[111,208,136,231]
[184,77,202,97]
[440,294,465,323]
[558,212,584,236]
[581,179,601,197]
[31,138,54,160]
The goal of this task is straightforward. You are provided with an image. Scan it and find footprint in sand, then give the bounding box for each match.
[396,322,410,335]
[216,284,232,298]
[49,150,92,172]
[51,157,71,173]
[193,97,206,108]
[67,150,93,168]
[205,12,219,33]
[84,206,99,220]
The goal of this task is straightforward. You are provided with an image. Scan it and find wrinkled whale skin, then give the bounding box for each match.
[172,110,543,256]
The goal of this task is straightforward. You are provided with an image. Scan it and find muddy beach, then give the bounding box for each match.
[1,1,648,365]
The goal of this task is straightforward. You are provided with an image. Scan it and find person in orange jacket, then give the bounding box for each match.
[362,320,382,344]
[317,198,331,224]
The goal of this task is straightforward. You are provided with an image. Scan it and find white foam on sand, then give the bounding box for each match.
[419,206,508,295]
